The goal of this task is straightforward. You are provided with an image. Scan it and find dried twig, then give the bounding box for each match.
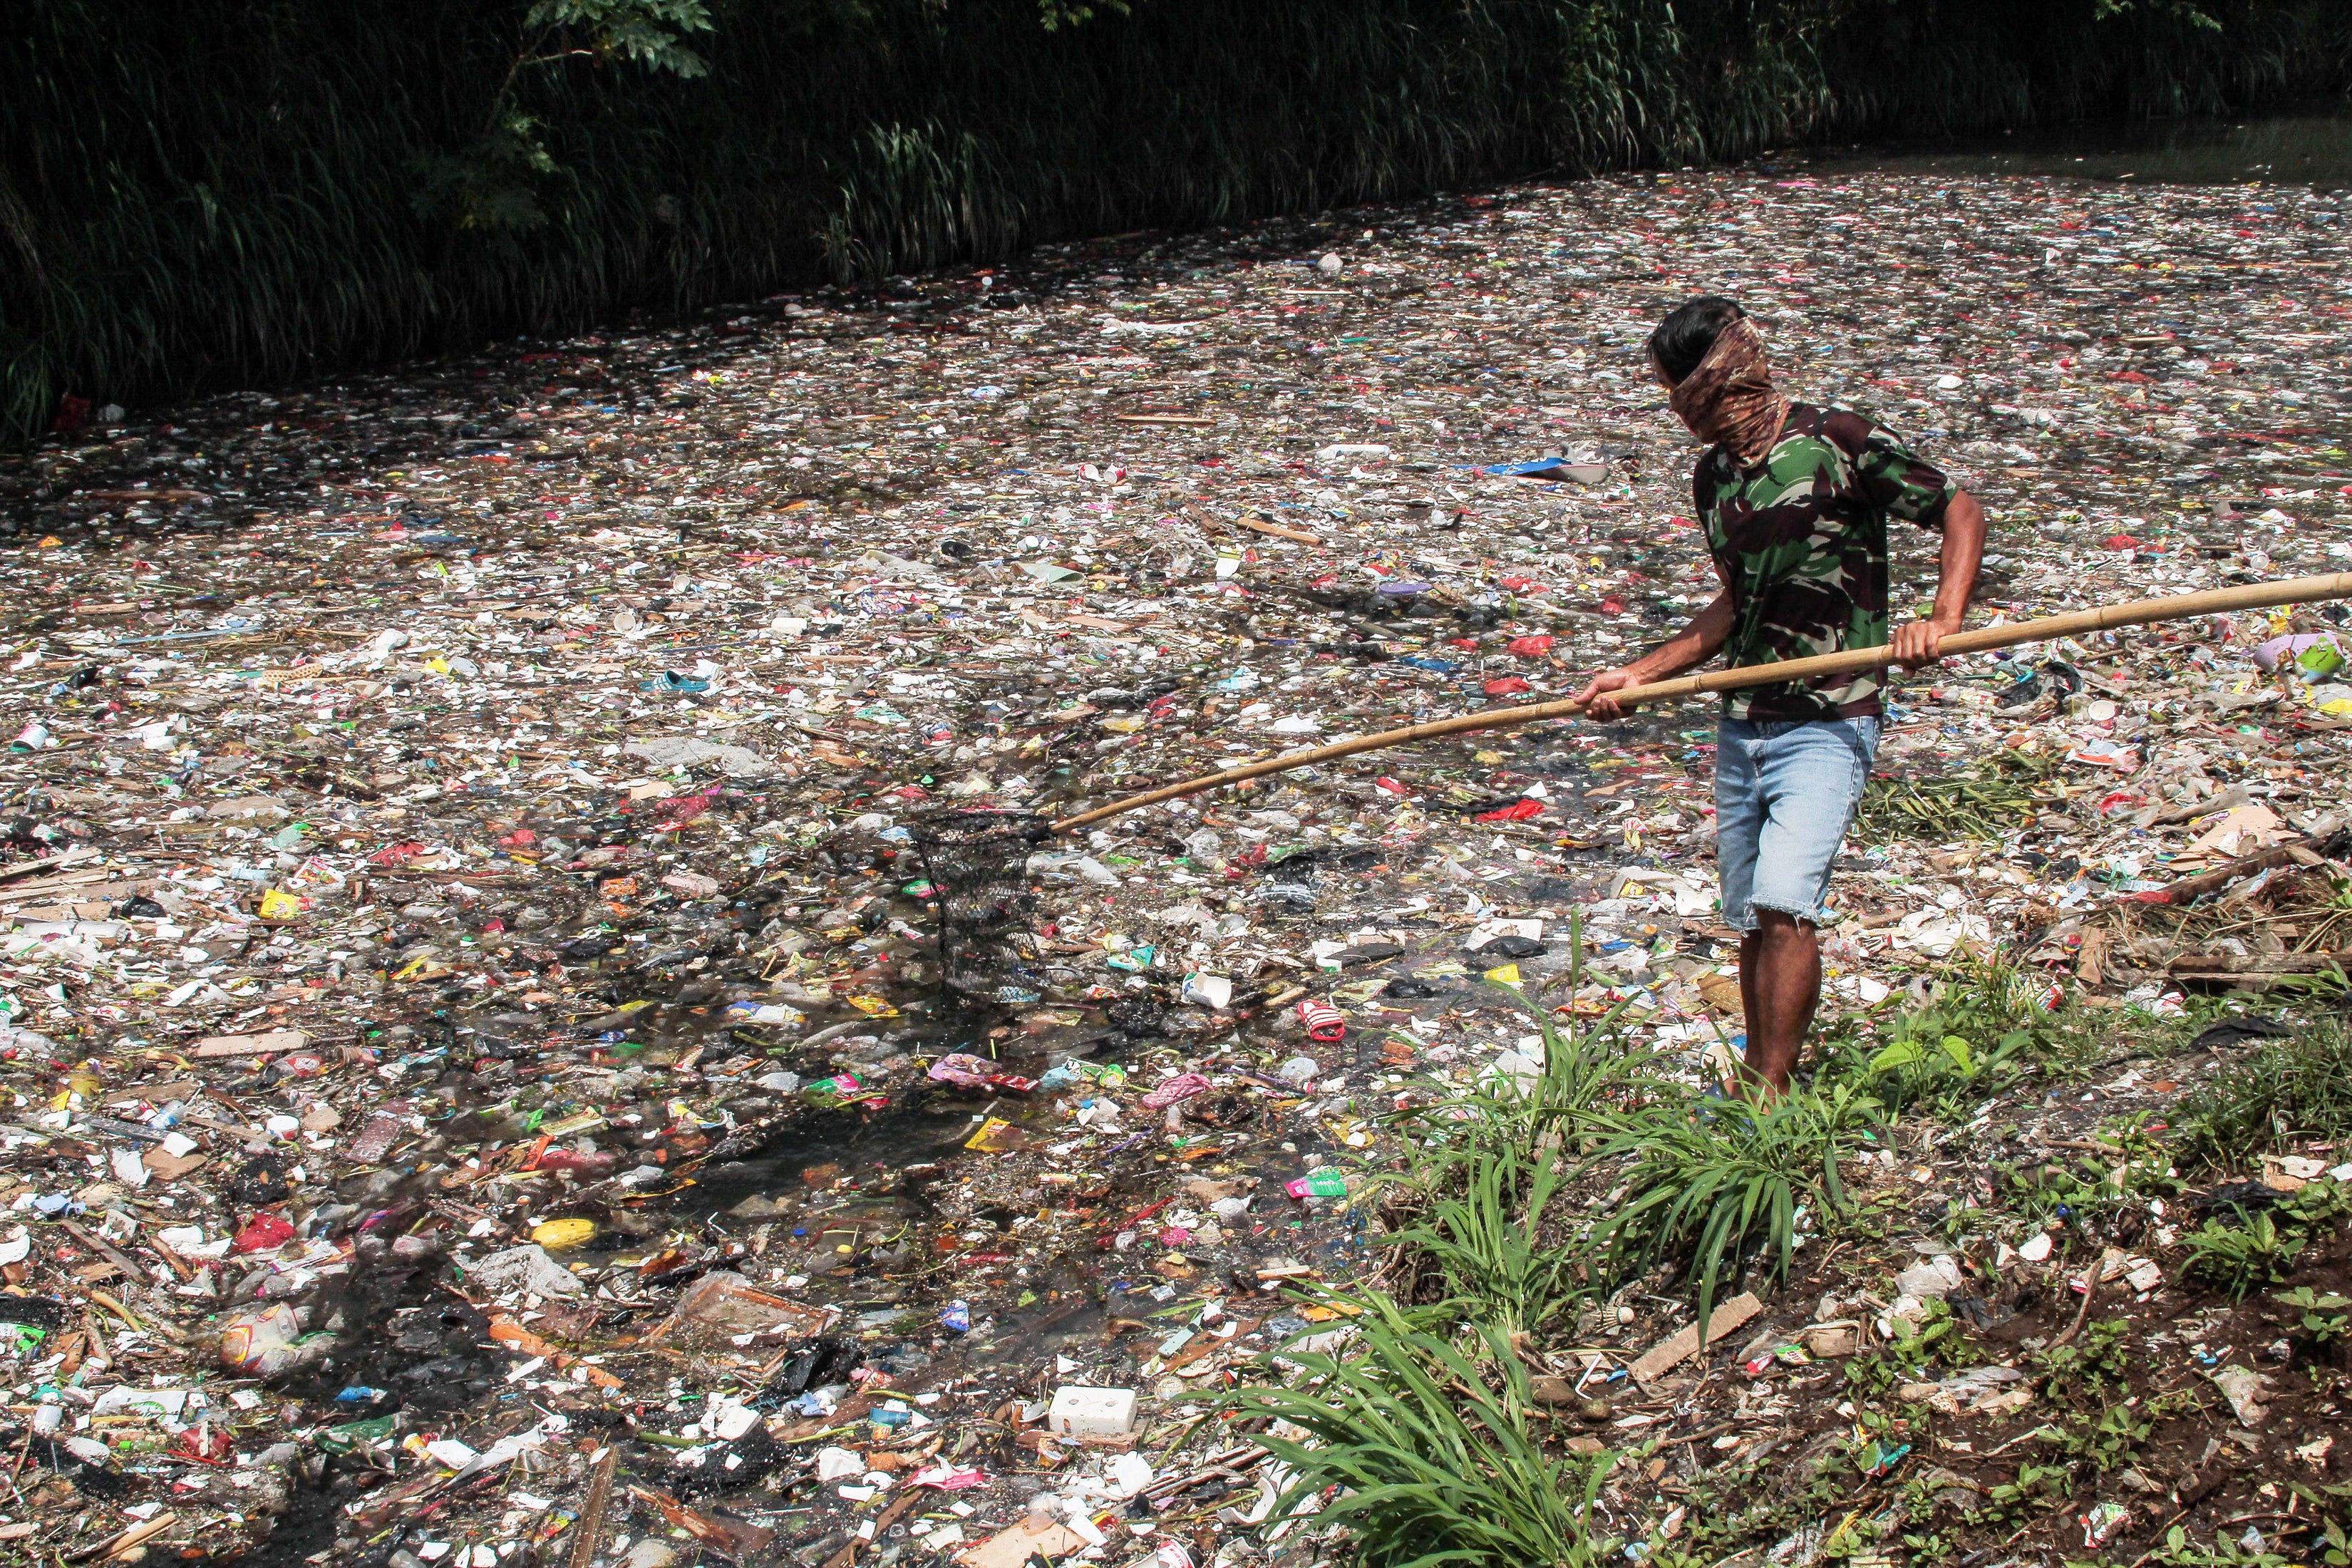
[2046,1252,2113,1351]
[567,1445,619,1568]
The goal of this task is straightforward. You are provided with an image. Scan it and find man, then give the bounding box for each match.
[1573,297,1988,1099]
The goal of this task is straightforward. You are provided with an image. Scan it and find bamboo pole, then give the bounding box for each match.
[1048,570,2352,834]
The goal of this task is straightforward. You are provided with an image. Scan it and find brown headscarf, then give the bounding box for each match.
[1661,316,1790,470]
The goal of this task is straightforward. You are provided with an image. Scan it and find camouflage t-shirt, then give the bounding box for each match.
[1696,403,1958,721]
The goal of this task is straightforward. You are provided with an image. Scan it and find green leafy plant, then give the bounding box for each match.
[1376,971,1651,1326]
[1382,970,1651,1180]
[2044,1401,2152,1473]
[2286,1175,2352,1230]
[1823,950,2108,1113]
[2181,1209,2302,1301]
[1221,1292,1622,1568]
[1845,1296,1979,1396]
[1587,1080,1877,1335]
[1378,1131,1586,1339]
[1860,1024,2031,1117]
[2094,1113,2191,1196]
[417,0,714,233]
[2278,1286,2352,1346]
[2140,1524,2299,1567]
[1976,1460,2069,1528]
[2290,1478,2352,1567]
[2038,1315,2133,1401]
[1990,1139,2180,1228]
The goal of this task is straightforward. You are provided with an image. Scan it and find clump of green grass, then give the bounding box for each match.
[1988,1135,2181,1229]
[1846,1015,2033,1119]
[1587,1081,1879,1336]
[1820,949,2145,1109]
[2038,1315,2135,1403]
[1223,1293,1622,1568]
[2175,1180,2351,1303]
[1378,1134,1586,1341]
[2177,1018,2352,1172]
[2181,1209,2303,1301]
[1374,966,1654,1333]
[1385,969,1880,1338]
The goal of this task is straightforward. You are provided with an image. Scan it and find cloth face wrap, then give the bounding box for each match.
[1665,316,1792,470]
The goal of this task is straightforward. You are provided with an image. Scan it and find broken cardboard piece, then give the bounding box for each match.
[1801,1324,1860,1358]
[956,1517,1085,1568]
[2211,1364,2273,1428]
[2173,802,2289,868]
[192,1028,306,1058]
[1629,1291,1763,1386]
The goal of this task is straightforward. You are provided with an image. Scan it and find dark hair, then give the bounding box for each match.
[1649,296,1746,385]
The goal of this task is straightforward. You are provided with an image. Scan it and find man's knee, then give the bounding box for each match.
[1752,907,1817,944]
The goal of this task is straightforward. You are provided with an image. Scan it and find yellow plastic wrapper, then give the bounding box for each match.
[964,1117,1024,1152]
[530,1217,598,1251]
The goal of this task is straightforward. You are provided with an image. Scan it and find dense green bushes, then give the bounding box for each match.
[3,0,2346,445]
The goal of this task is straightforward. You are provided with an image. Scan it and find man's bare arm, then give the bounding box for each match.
[1572,589,1735,719]
[1889,490,1988,668]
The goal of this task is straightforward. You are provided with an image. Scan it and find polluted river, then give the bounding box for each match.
[0,111,2351,1568]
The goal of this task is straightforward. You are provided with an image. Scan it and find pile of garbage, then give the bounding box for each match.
[0,150,2346,1567]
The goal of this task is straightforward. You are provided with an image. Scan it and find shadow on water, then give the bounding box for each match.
[1799,103,2352,188]
[552,691,1691,1359]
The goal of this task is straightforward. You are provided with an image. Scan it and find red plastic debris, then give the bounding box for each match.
[172,1427,235,1465]
[232,1212,297,1254]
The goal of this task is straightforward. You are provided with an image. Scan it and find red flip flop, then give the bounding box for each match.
[1297,999,1346,1043]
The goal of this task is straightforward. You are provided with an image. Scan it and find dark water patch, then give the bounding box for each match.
[1803,105,2352,188]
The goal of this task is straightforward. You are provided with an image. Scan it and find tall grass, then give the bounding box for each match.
[4,0,2348,447]
[1231,979,1871,1562]
[1376,970,1876,1341]
[1381,1138,1588,1341]
[1588,1081,1878,1336]
[1226,1294,1623,1568]
[2177,1016,2352,1172]
[1373,973,1654,1334]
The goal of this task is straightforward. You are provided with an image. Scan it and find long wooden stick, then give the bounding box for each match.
[1050,570,2352,834]
[568,1444,619,1568]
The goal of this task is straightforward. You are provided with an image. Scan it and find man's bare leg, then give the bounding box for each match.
[1731,942,1763,1095]
[1736,909,1821,1099]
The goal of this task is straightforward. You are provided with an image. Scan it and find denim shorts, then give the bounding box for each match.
[1715,715,1880,930]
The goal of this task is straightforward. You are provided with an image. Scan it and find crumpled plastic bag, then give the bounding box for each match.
[465,1242,585,1299]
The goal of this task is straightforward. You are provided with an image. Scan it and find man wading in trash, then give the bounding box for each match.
[1574,297,1988,1100]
